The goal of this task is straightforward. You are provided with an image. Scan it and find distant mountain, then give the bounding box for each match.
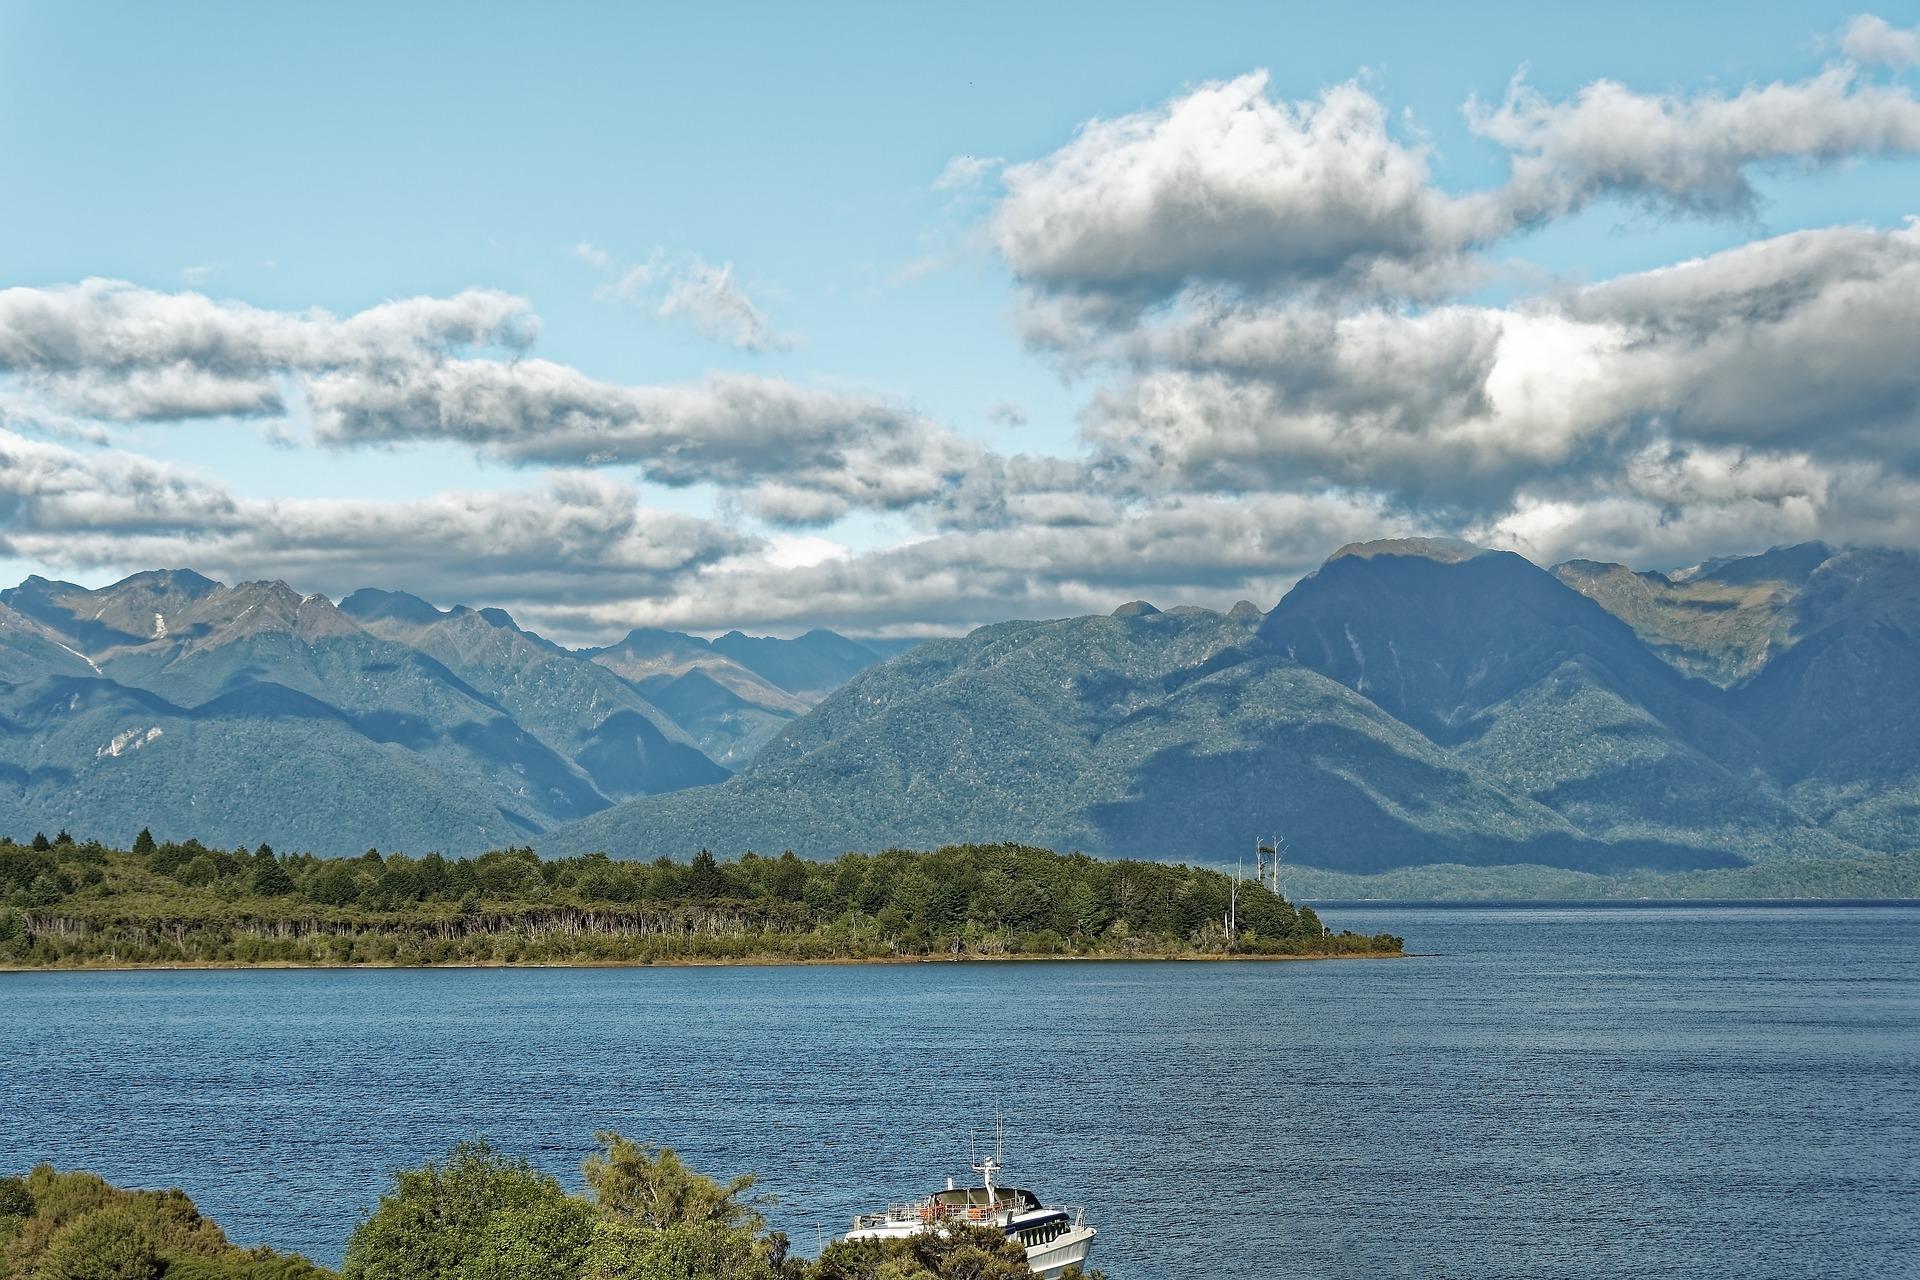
[0,573,892,853]
[1550,545,1832,685]
[11,542,1919,876]
[1723,548,1920,853]
[579,626,903,766]
[337,589,723,798]
[548,539,1920,875]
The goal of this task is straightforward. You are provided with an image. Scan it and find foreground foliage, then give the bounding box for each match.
[0,1138,1101,1280]
[0,1167,328,1280]
[0,832,1400,968]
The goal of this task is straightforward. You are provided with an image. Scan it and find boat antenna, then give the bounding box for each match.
[971,1107,1004,1204]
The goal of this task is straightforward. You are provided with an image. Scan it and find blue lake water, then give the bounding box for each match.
[4,903,1917,1278]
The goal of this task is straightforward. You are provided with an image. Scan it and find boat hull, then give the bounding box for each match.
[1026,1224,1096,1279]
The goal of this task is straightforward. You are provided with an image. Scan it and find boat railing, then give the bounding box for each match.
[853,1201,1089,1233]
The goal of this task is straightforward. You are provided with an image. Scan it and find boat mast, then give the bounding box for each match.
[972,1109,1004,1204]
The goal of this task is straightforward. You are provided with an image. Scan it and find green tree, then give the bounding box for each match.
[176,855,221,888]
[32,1205,166,1280]
[455,1196,595,1280]
[584,1135,763,1234]
[131,828,157,858]
[342,1140,578,1280]
[252,853,295,897]
[1064,881,1109,937]
[586,1219,781,1280]
[308,866,360,906]
[583,1134,786,1280]
[685,850,722,901]
[0,1174,33,1217]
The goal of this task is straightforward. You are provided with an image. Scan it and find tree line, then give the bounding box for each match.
[0,831,1402,968]
[1,1135,1101,1280]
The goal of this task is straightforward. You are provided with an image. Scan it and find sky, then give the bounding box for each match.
[2,1,1920,641]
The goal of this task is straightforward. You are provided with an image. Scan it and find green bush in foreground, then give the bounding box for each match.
[0,1166,328,1280]
[4,1140,1101,1280]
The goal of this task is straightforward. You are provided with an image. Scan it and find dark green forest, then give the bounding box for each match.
[1,1136,1099,1280]
[0,830,1400,968]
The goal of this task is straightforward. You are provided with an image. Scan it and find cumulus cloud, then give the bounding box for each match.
[1081,222,1920,512]
[0,427,753,637]
[995,74,1501,318]
[13,27,1920,637]
[1842,14,1920,67]
[539,490,1394,635]
[0,279,968,526]
[1476,441,1920,573]
[995,63,1920,337]
[0,279,534,421]
[1472,66,1920,221]
[302,361,984,524]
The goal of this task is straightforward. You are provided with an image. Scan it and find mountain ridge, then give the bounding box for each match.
[0,572,901,852]
[4,539,1916,874]
[547,539,1917,874]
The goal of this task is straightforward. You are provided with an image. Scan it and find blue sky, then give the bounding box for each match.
[2,2,1919,638]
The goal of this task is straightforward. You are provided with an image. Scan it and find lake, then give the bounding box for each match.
[4,903,1917,1278]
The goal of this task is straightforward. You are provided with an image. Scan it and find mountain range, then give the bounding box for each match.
[4,538,1917,879]
[547,539,1920,876]
[0,572,900,853]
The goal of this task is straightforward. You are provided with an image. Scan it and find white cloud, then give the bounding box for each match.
[0,426,754,638]
[1081,223,1920,506]
[302,360,985,523]
[657,259,798,354]
[0,279,967,526]
[995,73,1501,315]
[994,62,1920,337]
[586,248,799,353]
[1842,14,1920,68]
[1472,66,1920,220]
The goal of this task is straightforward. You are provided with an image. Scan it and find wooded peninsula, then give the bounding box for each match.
[0,832,1401,969]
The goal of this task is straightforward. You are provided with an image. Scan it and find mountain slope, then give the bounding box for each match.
[544,604,1744,872]
[0,577,623,850]
[1727,548,1920,851]
[1552,543,1835,685]
[340,590,725,797]
[1259,540,1845,861]
[550,539,1914,873]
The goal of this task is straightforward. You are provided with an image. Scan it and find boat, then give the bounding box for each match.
[843,1128,1097,1279]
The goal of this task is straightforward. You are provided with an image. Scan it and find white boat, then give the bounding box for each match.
[844,1132,1097,1279]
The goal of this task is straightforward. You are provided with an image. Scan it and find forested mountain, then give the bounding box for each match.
[6,541,1916,873]
[0,574,894,853]
[551,539,1920,875]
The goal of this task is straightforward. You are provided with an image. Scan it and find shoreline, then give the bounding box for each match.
[0,949,1404,975]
